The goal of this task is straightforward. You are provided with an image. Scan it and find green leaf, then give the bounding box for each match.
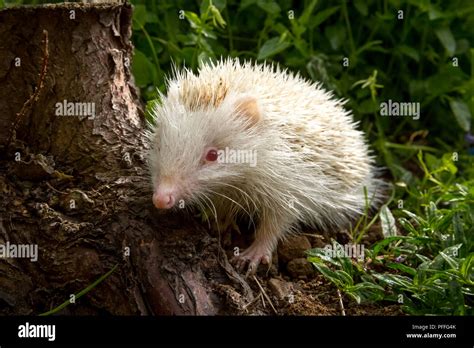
[425,153,440,172]
[373,273,414,289]
[356,40,384,55]
[425,66,467,98]
[184,11,202,30]
[398,45,420,62]
[347,291,361,304]
[311,6,340,29]
[403,208,425,224]
[346,282,385,302]
[392,164,416,186]
[201,25,217,39]
[430,244,463,270]
[200,0,211,15]
[181,47,198,65]
[239,0,257,11]
[428,4,444,20]
[338,254,355,275]
[213,0,227,11]
[293,38,309,56]
[178,33,198,46]
[449,99,472,131]
[447,280,465,315]
[372,236,408,257]
[460,254,474,284]
[334,270,354,286]
[201,0,227,14]
[132,4,147,30]
[398,218,418,235]
[132,49,156,88]
[299,0,318,25]
[380,205,398,237]
[440,255,459,271]
[357,98,379,114]
[311,263,345,287]
[256,0,281,15]
[39,264,118,316]
[354,0,368,16]
[434,26,456,56]
[387,262,417,277]
[257,37,291,60]
[325,25,346,50]
[441,153,458,175]
[210,6,227,28]
[307,250,342,267]
[439,252,460,270]
[146,12,159,24]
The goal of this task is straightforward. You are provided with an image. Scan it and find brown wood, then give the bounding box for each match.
[0,3,242,315]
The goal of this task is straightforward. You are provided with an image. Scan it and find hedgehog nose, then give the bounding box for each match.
[153,188,176,209]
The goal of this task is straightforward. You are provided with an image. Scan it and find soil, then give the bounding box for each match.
[219,225,403,316]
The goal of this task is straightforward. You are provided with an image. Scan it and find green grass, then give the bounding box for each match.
[308,151,473,315]
[39,264,118,316]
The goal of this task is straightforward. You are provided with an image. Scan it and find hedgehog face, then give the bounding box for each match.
[150,95,262,210]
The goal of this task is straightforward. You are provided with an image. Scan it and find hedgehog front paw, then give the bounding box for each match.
[232,242,272,276]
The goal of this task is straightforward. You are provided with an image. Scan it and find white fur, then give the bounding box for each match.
[147,58,386,258]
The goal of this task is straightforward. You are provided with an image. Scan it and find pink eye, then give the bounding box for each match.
[205,148,218,162]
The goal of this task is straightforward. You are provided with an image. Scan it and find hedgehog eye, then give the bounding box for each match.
[204,148,219,162]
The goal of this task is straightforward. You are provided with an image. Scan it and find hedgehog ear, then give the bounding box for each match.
[234,96,261,128]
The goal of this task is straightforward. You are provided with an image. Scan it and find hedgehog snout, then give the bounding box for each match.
[152,179,178,209]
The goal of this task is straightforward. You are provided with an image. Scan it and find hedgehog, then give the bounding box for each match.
[146,59,385,274]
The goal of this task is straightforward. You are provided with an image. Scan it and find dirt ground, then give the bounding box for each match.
[217,226,403,316]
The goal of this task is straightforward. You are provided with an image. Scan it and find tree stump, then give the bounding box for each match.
[0,2,248,316]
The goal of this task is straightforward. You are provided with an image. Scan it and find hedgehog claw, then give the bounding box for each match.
[231,243,272,276]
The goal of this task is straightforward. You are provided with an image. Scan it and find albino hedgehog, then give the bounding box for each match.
[147,59,385,274]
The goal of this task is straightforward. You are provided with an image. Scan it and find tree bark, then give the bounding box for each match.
[0,3,247,315]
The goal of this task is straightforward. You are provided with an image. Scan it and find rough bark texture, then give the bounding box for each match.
[0,2,238,316]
